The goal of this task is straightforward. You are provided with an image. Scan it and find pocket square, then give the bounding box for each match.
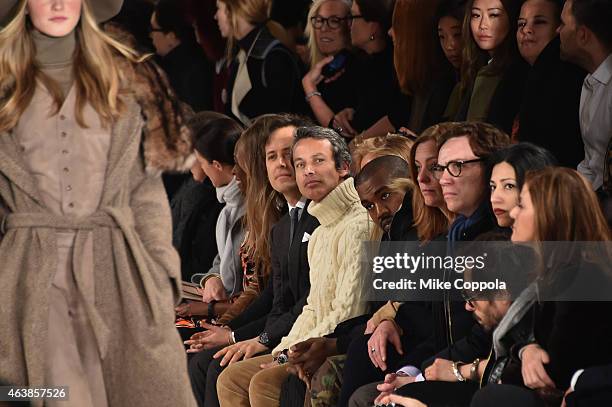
[302,232,311,242]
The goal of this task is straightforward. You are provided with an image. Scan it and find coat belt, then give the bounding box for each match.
[1,209,136,359]
[1,211,126,233]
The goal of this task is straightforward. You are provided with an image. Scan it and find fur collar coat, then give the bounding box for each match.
[0,58,196,406]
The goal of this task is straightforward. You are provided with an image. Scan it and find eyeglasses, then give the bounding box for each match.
[461,290,478,307]
[310,15,350,30]
[431,158,483,180]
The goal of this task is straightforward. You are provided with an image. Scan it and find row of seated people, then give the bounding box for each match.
[146,0,611,203]
[170,111,612,407]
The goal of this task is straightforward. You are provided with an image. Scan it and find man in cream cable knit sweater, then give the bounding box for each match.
[217,127,373,407]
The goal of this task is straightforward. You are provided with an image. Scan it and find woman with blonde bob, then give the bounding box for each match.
[0,1,196,406]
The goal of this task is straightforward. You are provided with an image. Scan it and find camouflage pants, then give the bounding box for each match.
[306,355,347,407]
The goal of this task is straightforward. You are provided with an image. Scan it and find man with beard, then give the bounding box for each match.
[355,155,410,238]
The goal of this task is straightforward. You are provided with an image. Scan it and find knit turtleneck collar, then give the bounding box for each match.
[216,176,243,207]
[308,178,360,226]
[32,29,76,68]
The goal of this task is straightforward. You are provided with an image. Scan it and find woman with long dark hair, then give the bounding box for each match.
[451,0,528,133]
[469,168,612,407]
[486,142,557,228]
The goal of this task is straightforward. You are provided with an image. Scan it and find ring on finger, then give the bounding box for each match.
[370,347,376,353]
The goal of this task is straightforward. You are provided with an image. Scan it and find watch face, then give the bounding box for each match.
[259,332,269,345]
[277,353,289,365]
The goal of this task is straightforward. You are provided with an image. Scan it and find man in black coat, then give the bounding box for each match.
[517,35,586,168]
[187,115,318,407]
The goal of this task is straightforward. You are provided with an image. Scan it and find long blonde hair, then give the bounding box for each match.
[218,0,293,64]
[0,0,146,132]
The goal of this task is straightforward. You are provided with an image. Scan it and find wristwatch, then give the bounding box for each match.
[274,349,289,365]
[469,358,480,381]
[258,332,270,346]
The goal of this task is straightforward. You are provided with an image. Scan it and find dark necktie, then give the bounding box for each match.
[289,207,300,248]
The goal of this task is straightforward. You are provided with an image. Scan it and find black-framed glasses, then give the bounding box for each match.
[310,15,350,30]
[431,158,483,180]
[461,290,478,307]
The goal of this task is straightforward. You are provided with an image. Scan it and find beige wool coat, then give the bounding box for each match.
[0,95,197,406]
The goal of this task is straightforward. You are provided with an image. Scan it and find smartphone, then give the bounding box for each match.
[322,50,350,78]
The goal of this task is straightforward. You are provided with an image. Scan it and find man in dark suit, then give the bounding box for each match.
[187,115,319,407]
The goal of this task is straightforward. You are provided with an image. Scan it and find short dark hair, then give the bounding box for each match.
[486,142,558,190]
[571,0,612,50]
[263,113,314,146]
[154,0,197,44]
[355,155,410,187]
[292,126,352,170]
[354,0,396,32]
[193,114,244,165]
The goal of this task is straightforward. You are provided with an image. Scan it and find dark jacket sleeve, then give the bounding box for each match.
[328,315,372,354]
[227,276,274,341]
[265,291,310,350]
[539,301,612,390]
[487,59,529,134]
[262,48,303,114]
[421,324,492,370]
[575,364,612,393]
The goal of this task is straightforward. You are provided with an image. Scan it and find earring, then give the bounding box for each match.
[369,33,375,41]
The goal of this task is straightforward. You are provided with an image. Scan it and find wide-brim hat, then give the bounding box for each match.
[1,0,124,27]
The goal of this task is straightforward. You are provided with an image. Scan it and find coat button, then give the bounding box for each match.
[68,203,74,208]
[61,131,67,138]
[62,149,68,155]
[59,115,66,120]
[66,185,72,191]
[63,167,69,173]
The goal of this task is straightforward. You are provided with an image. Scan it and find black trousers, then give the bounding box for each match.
[470,384,544,407]
[396,381,479,407]
[338,333,404,407]
[187,346,225,407]
[279,373,308,407]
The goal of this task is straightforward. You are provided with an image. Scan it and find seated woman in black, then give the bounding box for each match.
[379,168,612,407]
[360,0,461,139]
[515,0,586,168]
[305,0,397,138]
[301,0,363,127]
[451,0,528,135]
[215,0,305,125]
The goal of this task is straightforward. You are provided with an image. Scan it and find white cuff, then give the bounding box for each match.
[396,366,422,377]
[570,369,585,391]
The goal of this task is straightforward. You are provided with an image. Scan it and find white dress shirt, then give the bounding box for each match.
[578,53,612,190]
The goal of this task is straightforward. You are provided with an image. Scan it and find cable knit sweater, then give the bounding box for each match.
[274,178,373,353]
